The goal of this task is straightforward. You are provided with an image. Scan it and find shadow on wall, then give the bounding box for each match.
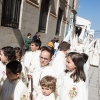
[12,28,24,48]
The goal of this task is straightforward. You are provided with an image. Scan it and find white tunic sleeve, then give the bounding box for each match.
[14,80,29,100]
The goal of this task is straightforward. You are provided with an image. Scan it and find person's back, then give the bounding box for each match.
[32,32,40,41]
[51,41,70,78]
[0,78,28,100]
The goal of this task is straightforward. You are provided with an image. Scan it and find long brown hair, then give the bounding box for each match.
[65,52,86,83]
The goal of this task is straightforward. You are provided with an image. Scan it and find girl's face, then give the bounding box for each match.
[0,50,8,63]
[66,56,76,71]
[6,68,19,81]
[40,50,51,67]
[30,43,39,51]
[41,86,52,96]
[15,51,20,60]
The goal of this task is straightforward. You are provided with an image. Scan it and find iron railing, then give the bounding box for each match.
[1,0,22,28]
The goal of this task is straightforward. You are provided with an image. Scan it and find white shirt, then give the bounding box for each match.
[36,92,55,100]
[54,42,59,50]
[23,50,41,75]
[51,51,66,78]
[32,64,56,94]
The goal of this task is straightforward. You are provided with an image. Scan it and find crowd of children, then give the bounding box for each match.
[0,38,88,100]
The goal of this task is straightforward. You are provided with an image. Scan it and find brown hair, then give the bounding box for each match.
[41,46,54,58]
[59,41,70,51]
[40,76,56,92]
[65,52,86,82]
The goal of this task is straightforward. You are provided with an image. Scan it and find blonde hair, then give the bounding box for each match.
[40,76,56,92]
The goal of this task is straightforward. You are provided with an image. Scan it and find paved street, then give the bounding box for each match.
[88,66,100,100]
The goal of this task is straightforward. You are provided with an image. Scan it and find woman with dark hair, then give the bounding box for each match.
[56,52,87,100]
[14,47,27,84]
[14,47,22,62]
[0,46,16,63]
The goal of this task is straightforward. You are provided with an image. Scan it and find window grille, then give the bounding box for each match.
[38,0,49,33]
[1,0,22,28]
[55,8,63,35]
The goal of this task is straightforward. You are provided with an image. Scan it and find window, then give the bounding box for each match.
[38,0,50,33]
[1,0,22,28]
[55,8,63,35]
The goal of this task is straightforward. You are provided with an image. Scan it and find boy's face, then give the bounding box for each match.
[6,68,19,81]
[0,50,8,63]
[28,35,31,38]
[40,50,51,67]
[41,86,53,96]
[31,43,39,51]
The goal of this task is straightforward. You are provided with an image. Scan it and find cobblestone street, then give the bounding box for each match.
[88,66,100,100]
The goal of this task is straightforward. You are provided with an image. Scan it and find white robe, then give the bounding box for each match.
[75,44,84,53]
[23,50,41,75]
[32,64,56,95]
[36,92,55,100]
[84,39,97,69]
[51,51,66,78]
[91,40,100,67]
[83,64,88,98]
[0,79,29,100]
[56,72,87,100]
[0,61,6,92]
[89,45,94,65]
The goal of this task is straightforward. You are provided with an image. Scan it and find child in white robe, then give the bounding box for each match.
[23,40,42,97]
[56,52,88,100]
[32,46,56,96]
[51,41,70,78]
[0,60,29,100]
[35,76,56,100]
[23,39,41,78]
[0,46,16,92]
